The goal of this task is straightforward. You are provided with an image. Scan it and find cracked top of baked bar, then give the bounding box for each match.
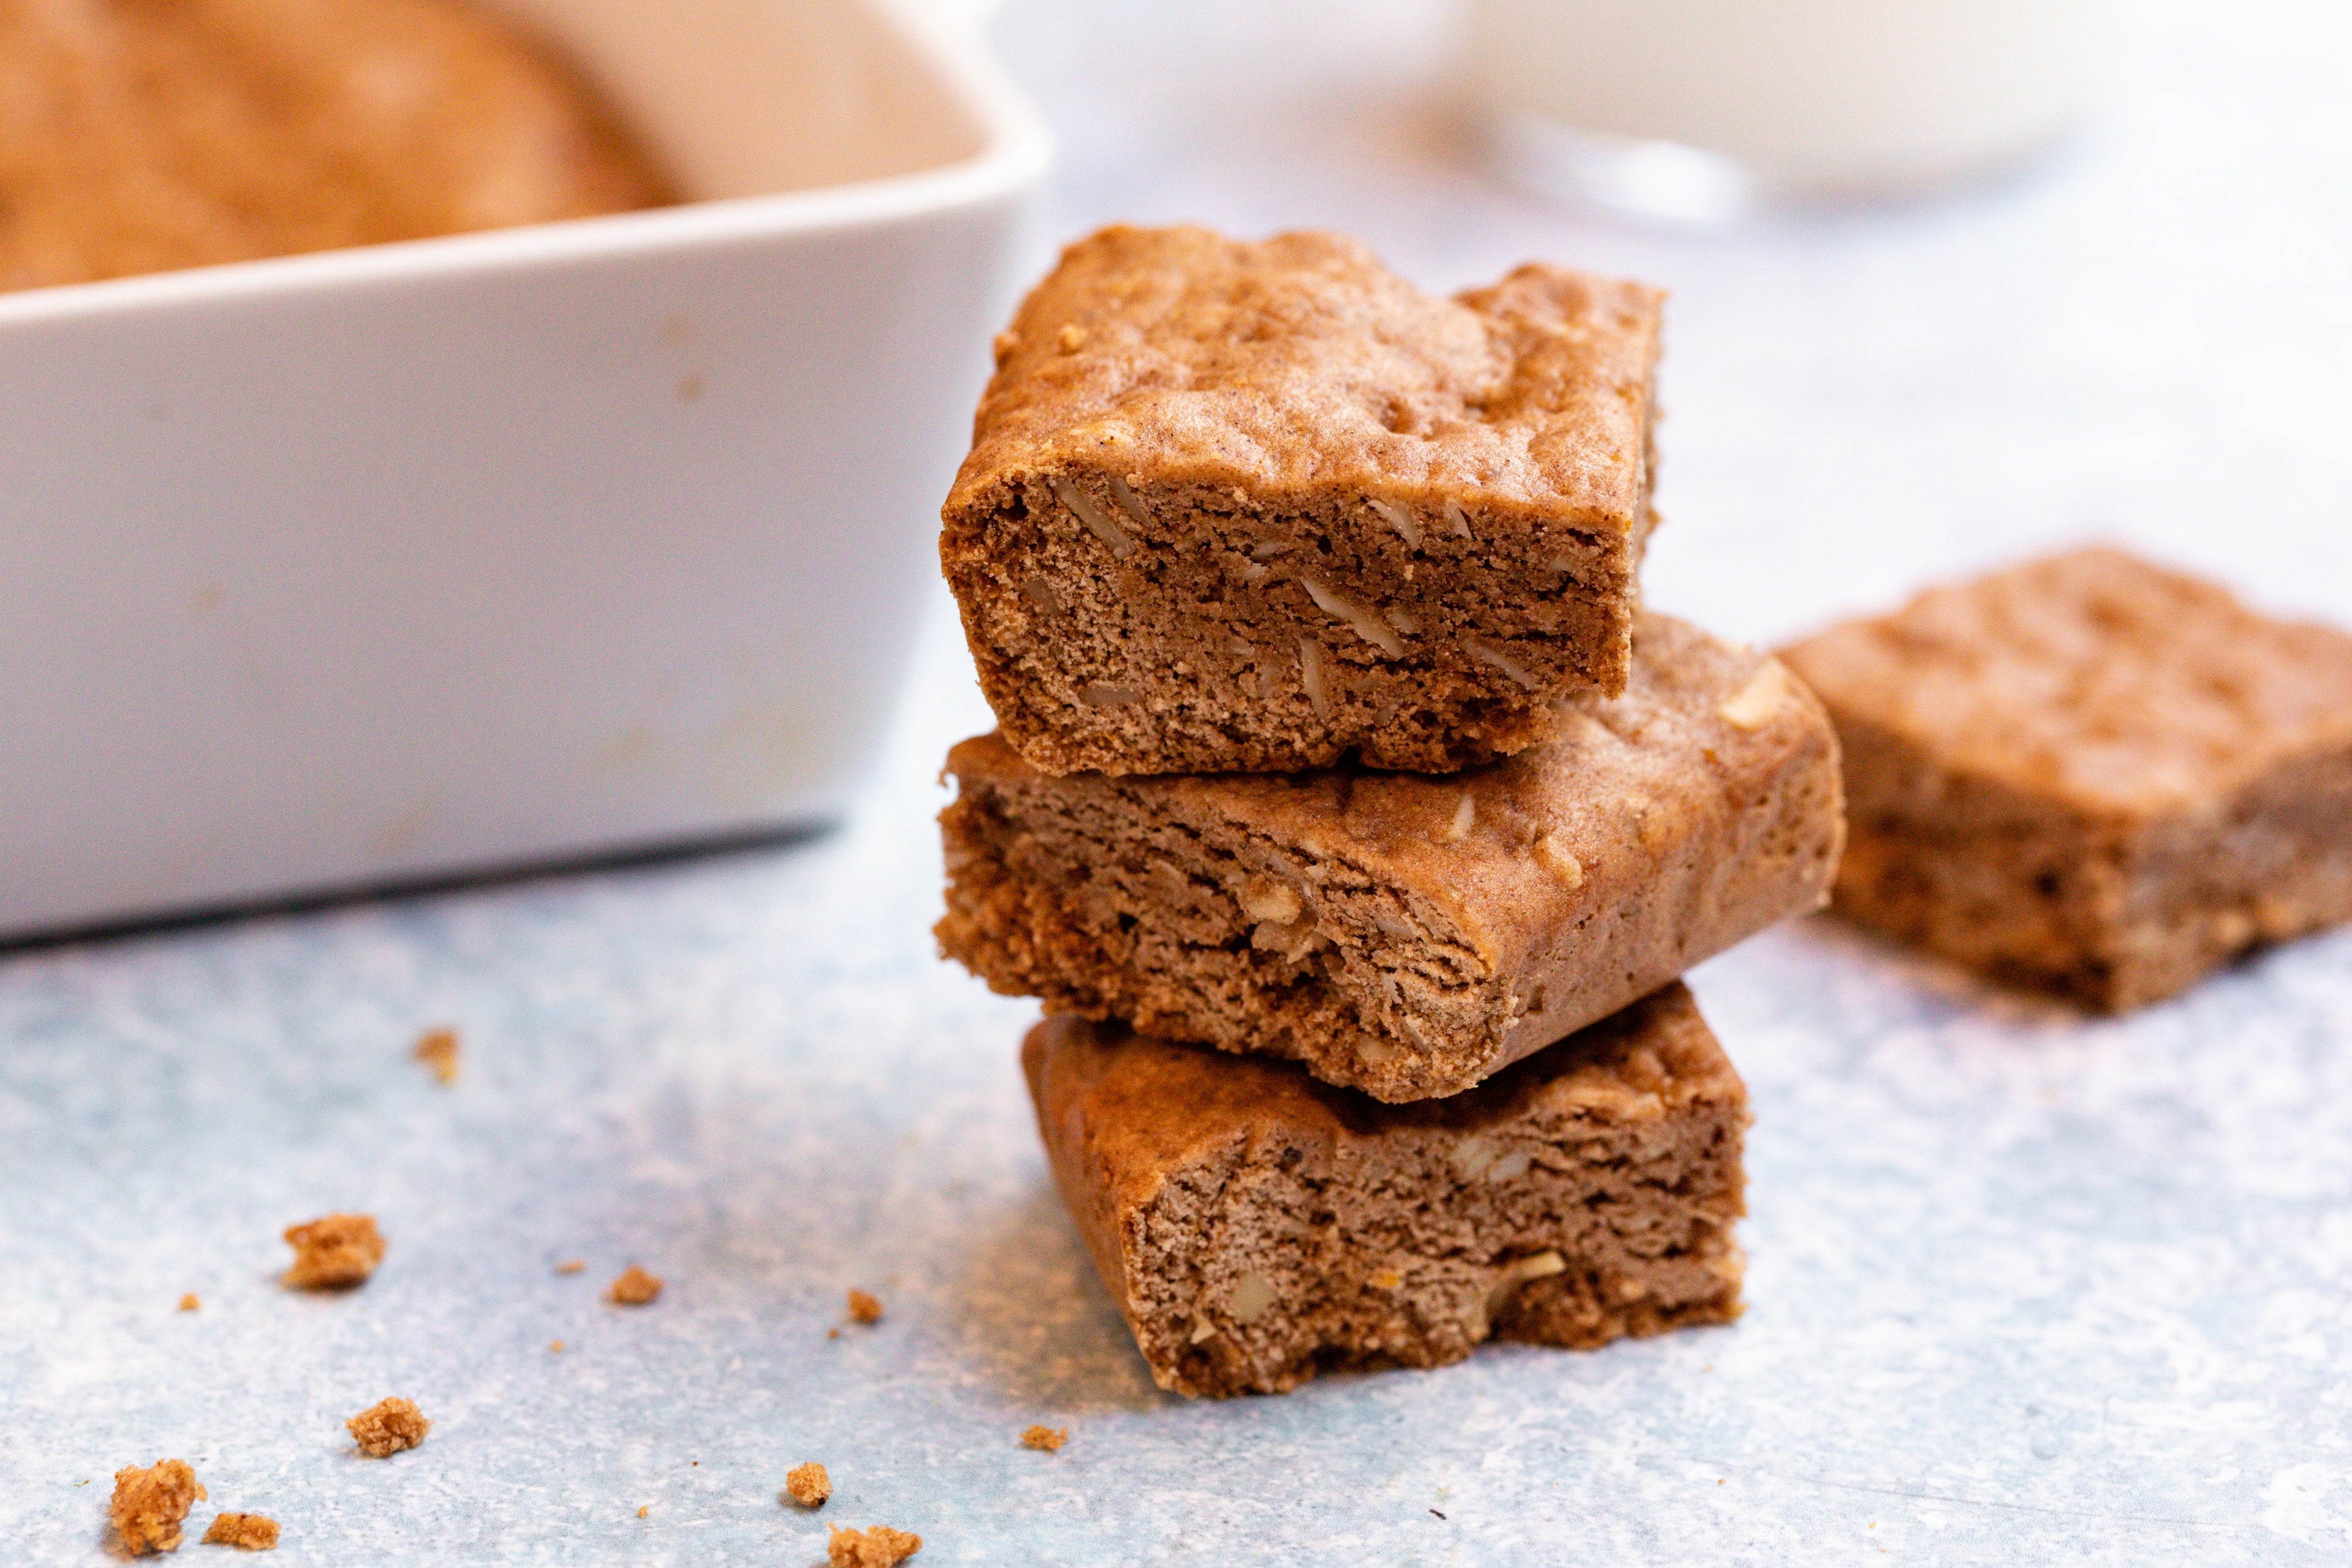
[1781,546,2352,814]
[946,224,1662,530]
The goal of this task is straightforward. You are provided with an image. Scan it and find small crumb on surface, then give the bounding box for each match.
[549,1340,565,1354]
[203,1512,279,1550]
[785,1461,831,1507]
[846,1289,883,1324]
[827,1327,840,1340]
[828,1524,921,1567]
[1019,1426,1067,1452]
[554,1259,586,1275]
[636,1506,648,1519]
[282,1213,385,1290]
[109,1459,203,1555]
[412,1027,460,1083]
[608,1265,663,1306]
[179,1294,200,1312]
[347,1396,431,1457]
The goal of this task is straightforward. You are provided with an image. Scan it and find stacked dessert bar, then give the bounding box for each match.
[933,226,1846,1397]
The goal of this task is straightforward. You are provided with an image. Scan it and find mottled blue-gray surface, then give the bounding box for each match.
[6,0,2352,1561]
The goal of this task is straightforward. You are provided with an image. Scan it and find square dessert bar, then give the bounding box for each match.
[1024,982,1747,1399]
[943,614,1843,1103]
[1780,546,2352,1009]
[940,224,1664,776]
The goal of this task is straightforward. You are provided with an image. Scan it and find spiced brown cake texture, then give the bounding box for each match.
[1781,546,2352,1009]
[1023,983,1746,1399]
[940,224,1664,776]
[0,0,675,294]
[942,614,1842,1102]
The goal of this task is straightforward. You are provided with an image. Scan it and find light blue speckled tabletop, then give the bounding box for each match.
[6,1,2351,1563]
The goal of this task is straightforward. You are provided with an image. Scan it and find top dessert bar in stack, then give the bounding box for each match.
[941,224,1663,777]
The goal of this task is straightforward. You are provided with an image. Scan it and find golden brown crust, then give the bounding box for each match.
[282,1212,384,1290]
[1023,985,1747,1398]
[941,613,1843,1102]
[951,225,1659,523]
[108,1459,204,1556]
[1782,546,2352,813]
[1782,547,2352,1008]
[941,225,1664,775]
[0,0,674,294]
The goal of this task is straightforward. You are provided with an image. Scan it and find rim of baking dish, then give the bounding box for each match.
[0,1,1050,330]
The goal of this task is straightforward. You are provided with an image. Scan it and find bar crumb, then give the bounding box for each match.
[347,1396,431,1457]
[413,1027,461,1084]
[202,1512,280,1550]
[179,1293,201,1313]
[784,1461,831,1507]
[282,1213,385,1290]
[1019,1426,1067,1452]
[828,1524,921,1567]
[608,1265,663,1306]
[554,1259,586,1275]
[636,1505,648,1519]
[846,1289,883,1324]
[108,1459,203,1556]
[549,1340,565,1354]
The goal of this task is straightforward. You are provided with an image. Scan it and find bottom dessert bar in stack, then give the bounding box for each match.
[1022,985,1744,1398]
[939,617,1847,1396]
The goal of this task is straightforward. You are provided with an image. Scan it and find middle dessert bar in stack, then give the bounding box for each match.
[943,614,1844,1103]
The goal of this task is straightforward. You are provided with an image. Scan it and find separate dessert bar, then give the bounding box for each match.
[1023,984,1747,1398]
[1781,546,2352,1009]
[942,614,1842,1102]
[940,225,1663,776]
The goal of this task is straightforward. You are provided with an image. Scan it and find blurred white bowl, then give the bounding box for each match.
[0,0,1046,940]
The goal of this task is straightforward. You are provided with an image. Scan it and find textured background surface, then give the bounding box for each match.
[6,0,2351,1562]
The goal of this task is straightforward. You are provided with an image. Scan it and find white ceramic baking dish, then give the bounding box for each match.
[0,0,1046,940]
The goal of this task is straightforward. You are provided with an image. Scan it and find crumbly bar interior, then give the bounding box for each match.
[952,470,1645,775]
[1030,990,1746,1399]
[1834,714,2352,1009]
